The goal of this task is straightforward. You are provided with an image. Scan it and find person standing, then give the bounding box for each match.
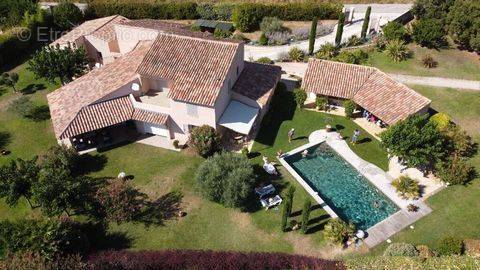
[352,129,360,145]
[288,128,295,143]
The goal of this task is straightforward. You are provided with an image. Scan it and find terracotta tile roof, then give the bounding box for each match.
[302,59,376,99]
[232,62,282,106]
[118,19,216,40]
[48,41,153,138]
[353,70,431,125]
[51,15,121,46]
[132,108,169,126]
[91,15,129,42]
[61,96,134,138]
[302,59,431,125]
[137,34,241,106]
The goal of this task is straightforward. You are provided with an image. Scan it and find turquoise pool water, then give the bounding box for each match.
[285,143,398,230]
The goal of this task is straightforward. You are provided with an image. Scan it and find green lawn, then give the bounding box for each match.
[367,43,480,81]
[369,85,480,255]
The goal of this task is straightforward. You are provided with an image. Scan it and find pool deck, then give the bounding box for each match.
[278,129,434,248]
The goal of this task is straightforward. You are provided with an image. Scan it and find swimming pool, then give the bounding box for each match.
[285,143,399,230]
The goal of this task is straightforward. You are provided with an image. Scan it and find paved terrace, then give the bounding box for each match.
[279,130,435,248]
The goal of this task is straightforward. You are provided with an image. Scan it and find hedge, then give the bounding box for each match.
[346,255,480,269]
[88,250,344,270]
[87,1,341,28]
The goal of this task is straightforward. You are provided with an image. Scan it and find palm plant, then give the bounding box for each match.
[392,176,420,199]
[385,39,410,62]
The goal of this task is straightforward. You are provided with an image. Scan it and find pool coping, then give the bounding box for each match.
[278,129,433,248]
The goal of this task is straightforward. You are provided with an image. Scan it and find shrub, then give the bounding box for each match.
[334,49,368,64]
[256,57,273,64]
[0,0,38,29]
[301,199,312,234]
[315,96,328,111]
[190,24,201,32]
[346,255,480,269]
[412,19,445,48]
[361,6,372,39]
[416,245,436,258]
[343,100,356,118]
[374,35,388,51]
[315,43,338,60]
[1,251,86,270]
[335,13,345,45]
[241,146,249,158]
[8,96,34,118]
[435,157,474,185]
[188,125,221,157]
[437,236,464,255]
[385,39,410,62]
[172,139,179,149]
[383,21,407,41]
[429,112,451,131]
[265,31,290,45]
[213,3,234,21]
[87,250,342,270]
[232,32,249,41]
[293,88,307,108]
[213,28,232,38]
[196,3,215,20]
[260,17,284,33]
[52,1,83,30]
[196,152,255,208]
[384,243,419,257]
[346,35,363,47]
[323,218,355,245]
[232,3,265,32]
[391,176,420,199]
[258,32,268,45]
[288,47,305,62]
[422,54,438,68]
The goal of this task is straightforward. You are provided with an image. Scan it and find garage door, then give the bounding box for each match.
[139,122,169,137]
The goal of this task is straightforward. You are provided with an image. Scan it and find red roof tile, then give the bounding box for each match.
[137,34,241,106]
[302,59,431,125]
[132,108,169,126]
[232,62,281,106]
[91,15,129,42]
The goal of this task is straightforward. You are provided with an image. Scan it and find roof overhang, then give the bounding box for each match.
[218,100,259,135]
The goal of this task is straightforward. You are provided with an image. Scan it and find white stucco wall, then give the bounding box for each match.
[84,35,116,64]
[114,25,158,54]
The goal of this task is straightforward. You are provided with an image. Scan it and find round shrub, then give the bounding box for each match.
[260,17,284,33]
[232,3,265,32]
[288,47,305,62]
[416,245,436,258]
[412,19,445,48]
[52,1,83,30]
[436,236,463,255]
[195,152,255,208]
[256,57,273,64]
[385,39,410,62]
[383,21,406,41]
[188,125,221,157]
[429,112,451,131]
[293,88,307,108]
[384,243,419,257]
[323,218,355,245]
[343,100,356,118]
[334,49,368,64]
[258,32,268,45]
[315,96,328,111]
[315,43,338,60]
[391,176,420,199]
[214,28,232,39]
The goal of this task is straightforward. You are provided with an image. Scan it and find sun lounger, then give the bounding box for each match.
[260,195,283,209]
[255,184,276,197]
[263,162,278,175]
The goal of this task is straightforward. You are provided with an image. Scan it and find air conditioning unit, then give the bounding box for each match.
[131,83,140,91]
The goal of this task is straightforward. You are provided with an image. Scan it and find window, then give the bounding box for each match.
[186,103,198,117]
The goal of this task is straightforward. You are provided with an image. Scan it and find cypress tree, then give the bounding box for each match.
[335,13,346,46]
[281,197,292,232]
[301,199,312,234]
[361,6,372,39]
[308,17,318,55]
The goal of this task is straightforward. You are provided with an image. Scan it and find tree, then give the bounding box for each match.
[308,17,318,55]
[195,152,255,208]
[391,176,420,199]
[435,157,473,185]
[231,3,264,32]
[0,158,39,207]
[382,21,406,41]
[95,178,147,224]
[385,39,409,62]
[293,88,307,108]
[52,1,83,30]
[446,0,480,53]
[443,124,475,159]
[301,199,311,234]
[28,44,88,85]
[40,145,79,174]
[343,100,356,118]
[315,43,338,60]
[323,218,355,245]
[412,19,445,48]
[0,72,19,92]
[380,115,445,168]
[360,6,371,39]
[335,13,345,46]
[188,125,221,157]
[281,197,292,232]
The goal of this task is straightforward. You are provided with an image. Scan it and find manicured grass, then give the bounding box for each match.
[369,85,480,255]
[367,43,480,80]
